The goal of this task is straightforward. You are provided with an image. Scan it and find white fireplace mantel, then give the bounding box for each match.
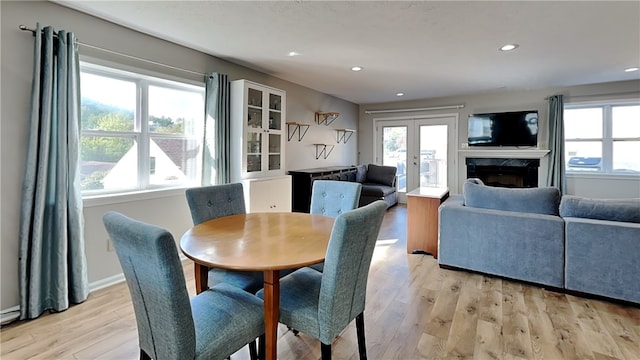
[459,149,550,159]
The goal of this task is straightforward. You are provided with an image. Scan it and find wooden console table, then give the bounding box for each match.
[406,187,449,258]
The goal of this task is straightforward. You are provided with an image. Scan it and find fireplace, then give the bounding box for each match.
[466,158,539,188]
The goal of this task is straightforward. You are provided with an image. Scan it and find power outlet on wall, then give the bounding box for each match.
[106,238,114,252]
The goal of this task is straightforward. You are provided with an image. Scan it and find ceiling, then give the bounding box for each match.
[54,1,640,105]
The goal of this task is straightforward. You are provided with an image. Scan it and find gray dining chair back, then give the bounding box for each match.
[185,183,264,293]
[257,200,387,360]
[103,211,264,360]
[185,183,246,225]
[308,180,362,272]
[310,180,362,218]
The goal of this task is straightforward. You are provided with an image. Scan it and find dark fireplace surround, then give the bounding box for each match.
[466,158,539,188]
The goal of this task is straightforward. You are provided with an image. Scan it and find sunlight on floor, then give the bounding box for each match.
[371,238,398,264]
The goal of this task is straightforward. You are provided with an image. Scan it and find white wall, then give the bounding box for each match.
[359,80,640,196]
[0,1,357,314]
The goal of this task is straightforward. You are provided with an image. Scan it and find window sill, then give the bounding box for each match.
[83,186,190,208]
[565,172,640,181]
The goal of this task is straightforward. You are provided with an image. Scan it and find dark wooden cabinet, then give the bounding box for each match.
[289,166,357,212]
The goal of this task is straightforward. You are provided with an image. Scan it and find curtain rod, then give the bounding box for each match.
[545,91,639,100]
[19,25,206,77]
[364,104,465,114]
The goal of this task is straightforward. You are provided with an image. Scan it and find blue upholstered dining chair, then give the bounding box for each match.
[257,200,387,360]
[102,211,265,360]
[308,179,362,272]
[310,180,362,217]
[185,183,264,294]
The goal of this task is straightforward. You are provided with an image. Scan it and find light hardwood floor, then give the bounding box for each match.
[2,205,639,359]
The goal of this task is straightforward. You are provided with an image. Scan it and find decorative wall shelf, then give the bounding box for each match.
[286,122,311,141]
[336,128,355,144]
[315,112,340,126]
[313,144,335,160]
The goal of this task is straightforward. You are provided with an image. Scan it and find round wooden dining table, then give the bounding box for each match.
[180,212,334,360]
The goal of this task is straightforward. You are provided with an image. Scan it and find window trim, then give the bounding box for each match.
[564,99,640,177]
[79,61,206,198]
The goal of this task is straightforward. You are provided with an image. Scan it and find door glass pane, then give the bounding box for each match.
[382,126,407,192]
[612,105,640,138]
[80,136,137,191]
[613,141,640,173]
[419,125,447,187]
[564,108,603,139]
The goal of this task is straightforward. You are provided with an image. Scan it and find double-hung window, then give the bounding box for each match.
[79,63,205,195]
[564,101,640,175]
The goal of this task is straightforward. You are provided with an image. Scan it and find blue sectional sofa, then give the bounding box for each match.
[438,179,640,304]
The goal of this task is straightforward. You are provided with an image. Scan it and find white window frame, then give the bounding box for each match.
[564,99,640,177]
[79,61,205,199]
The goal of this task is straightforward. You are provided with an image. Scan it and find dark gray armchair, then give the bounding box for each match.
[356,164,398,208]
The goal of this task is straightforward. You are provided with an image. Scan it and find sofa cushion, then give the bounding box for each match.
[463,178,561,216]
[355,164,367,183]
[365,164,396,187]
[360,184,396,197]
[560,195,640,223]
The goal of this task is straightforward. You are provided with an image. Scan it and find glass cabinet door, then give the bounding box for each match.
[246,87,264,173]
[231,79,286,180]
[267,92,282,171]
[246,132,262,173]
[268,133,281,170]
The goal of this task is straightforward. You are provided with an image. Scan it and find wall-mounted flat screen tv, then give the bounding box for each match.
[467,110,538,147]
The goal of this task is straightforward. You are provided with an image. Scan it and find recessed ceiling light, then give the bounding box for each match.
[288,51,301,57]
[624,67,639,72]
[351,66,363,72]
[500,44,519,51]
[396,92,404,97]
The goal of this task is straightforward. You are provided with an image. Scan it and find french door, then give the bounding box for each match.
[375,115,457,203]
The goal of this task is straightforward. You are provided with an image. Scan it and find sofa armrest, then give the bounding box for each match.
[438,195,565,287]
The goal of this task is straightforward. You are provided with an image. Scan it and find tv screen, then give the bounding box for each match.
[468,110,538,147]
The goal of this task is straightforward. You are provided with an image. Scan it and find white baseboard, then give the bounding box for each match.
[89,273,126,292]
[1,257,191,326]
[1,306,21,326]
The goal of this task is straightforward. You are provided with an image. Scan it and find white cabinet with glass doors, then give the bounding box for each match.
[231,80,286,180]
